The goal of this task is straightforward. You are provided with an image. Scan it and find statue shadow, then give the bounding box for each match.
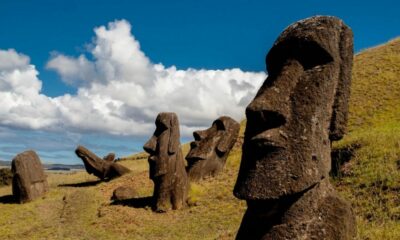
[111,196,153,209]
[58,179,103,188]
[0,194,17,204]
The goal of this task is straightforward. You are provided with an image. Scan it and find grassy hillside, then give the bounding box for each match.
[0,38,399,239]
[332,37,400,239]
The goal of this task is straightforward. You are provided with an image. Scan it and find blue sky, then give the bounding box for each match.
[0,0,398,164]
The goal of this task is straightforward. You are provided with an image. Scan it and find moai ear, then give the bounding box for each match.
[329,24,354,141]
[216,119,239,154]
[168,114,180,154]
[216,135,232,154]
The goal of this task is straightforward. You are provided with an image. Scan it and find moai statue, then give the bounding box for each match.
[233,16,356,239]
[12,150,49,203]
[143,112,188,212]
[75,145,130,180]
[186,116,240,181]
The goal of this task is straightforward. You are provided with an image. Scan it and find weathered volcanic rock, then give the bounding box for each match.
[0,168,12,186]
[75,146,130,180]
[12,150,48,203]
[103,153,116,162]
[112,186,138,201]
[143,112,189,212]
[233,16,356,239]
[186,116,239,181]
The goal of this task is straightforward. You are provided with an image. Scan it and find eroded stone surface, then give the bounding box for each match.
[186,116,239,181]
[11,150,48,203]
[112,186,138,201]
[0,168,12,186]
[233,16,356,239]
[75,145,130,180]
[143,112,188,212]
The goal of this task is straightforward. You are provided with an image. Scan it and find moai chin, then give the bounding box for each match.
[143,112,188,212]
[186,116,240,181]
[12,150,49,203]
[233,16,356,239]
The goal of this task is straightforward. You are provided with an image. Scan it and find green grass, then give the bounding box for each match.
[332,37,400,239]
[1,37,400,239]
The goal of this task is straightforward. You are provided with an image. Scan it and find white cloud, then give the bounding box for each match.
[0,19,266,137]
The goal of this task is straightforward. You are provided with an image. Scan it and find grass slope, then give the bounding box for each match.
[0,38,399,239]
[332,37,400,239]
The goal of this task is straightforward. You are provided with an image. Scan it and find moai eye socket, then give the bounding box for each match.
[215,119,226,131]
[154,121,168,136]
[266,38,334,76]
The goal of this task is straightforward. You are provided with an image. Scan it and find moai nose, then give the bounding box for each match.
[193,130,207,141]
[143,136,157,154]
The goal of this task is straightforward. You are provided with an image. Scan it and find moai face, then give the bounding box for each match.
[143,112,180,179]
[234,16,354,200]
[12,150,49,203]
[186,116,240,178]
[187,116,239,164]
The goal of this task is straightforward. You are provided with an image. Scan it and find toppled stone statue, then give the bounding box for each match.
[143,112,188,212]
[12,150,48,203]
[186,116,240,181]
[233,16,356,239]
[103,153,116,162]
[75,145,130,180]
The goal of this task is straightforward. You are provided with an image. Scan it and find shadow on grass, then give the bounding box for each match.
[0,194,17,204]
[111,196,153,209]
[58,179,103,188]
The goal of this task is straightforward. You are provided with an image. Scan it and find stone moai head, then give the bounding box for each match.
[143,112,181,179]
[186,116,240,180]
[234,16,354,200]
[12,150,48,203]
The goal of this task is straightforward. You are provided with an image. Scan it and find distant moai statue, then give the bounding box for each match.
[12,150,49,203]
[186,116,240,181]
[143,112,188,212]
[75,145,130,180]
[233,16,356,239]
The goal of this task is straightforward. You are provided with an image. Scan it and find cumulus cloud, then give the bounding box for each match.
[1,19,266,137]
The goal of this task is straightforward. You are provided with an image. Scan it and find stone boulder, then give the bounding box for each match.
[0,168,12,186]
[112,186,138,201]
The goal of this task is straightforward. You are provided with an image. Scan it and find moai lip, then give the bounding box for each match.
[186,116,240,181]
[143,112,188,212]
[233,16,356,239]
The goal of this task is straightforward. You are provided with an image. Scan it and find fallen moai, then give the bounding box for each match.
[143,112,188,212]
[75,145,130,180]
[12,150,48,203]
[186,116,240,181]
[233,16,356,239]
